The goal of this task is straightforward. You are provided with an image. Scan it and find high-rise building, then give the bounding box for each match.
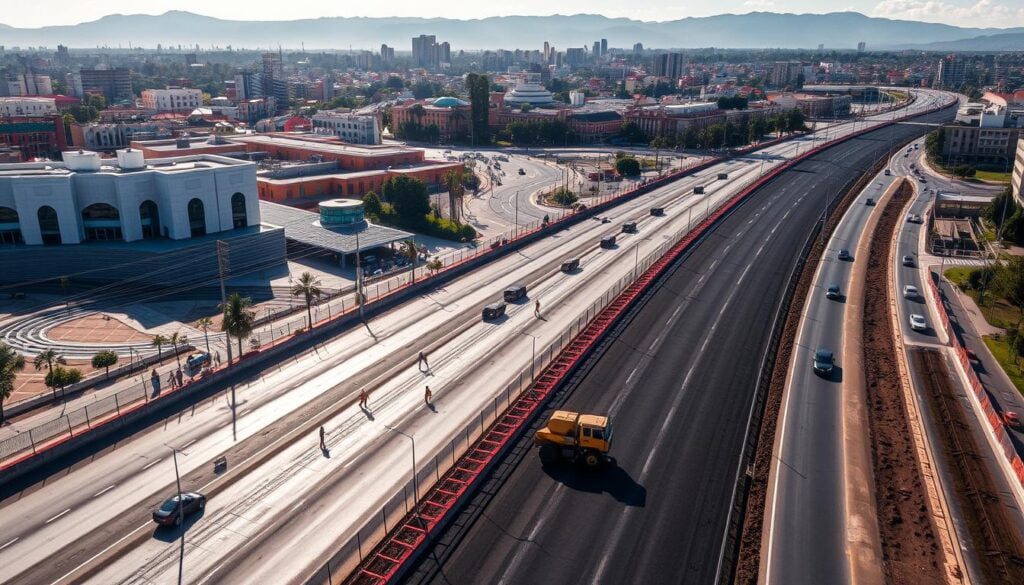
[600,38,608,56]
[234,70,263,101]
[438,41,451,65]
[653,53,685,79]
[566,48,587,68]
[592,41,601,57]
[769,61,803,88]
[412,34,437,68]
[933,55,966,90]
[261,52,289,112]
[857,41,866,52]
[633,43,644,53]
[71,67,133,103]
[543,41,550,63]
[380,44,395,65]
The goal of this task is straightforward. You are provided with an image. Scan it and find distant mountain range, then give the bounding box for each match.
[1,11,1022,52]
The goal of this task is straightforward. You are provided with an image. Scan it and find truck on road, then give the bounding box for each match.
[534,410,612,467]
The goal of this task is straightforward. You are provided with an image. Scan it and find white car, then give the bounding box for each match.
[909,314,927,331]
[903,285,919,299]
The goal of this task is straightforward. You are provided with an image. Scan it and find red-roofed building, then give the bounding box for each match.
[283,116,312,132]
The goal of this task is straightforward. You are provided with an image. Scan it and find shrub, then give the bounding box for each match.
[549,187,578,206]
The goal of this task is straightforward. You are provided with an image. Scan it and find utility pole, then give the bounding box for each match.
[216,241,232,365]
[514,190,519,238]
[355,229,364,321]
[169,446,185,585]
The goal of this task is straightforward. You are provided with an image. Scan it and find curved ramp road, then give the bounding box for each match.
[403,104,956,585]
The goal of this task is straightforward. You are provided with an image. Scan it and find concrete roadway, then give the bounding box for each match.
[404,103,957,585]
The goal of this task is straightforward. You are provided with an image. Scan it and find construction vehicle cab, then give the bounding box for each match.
[535,410,612,468]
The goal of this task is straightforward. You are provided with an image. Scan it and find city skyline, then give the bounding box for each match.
[3,1,1024,29]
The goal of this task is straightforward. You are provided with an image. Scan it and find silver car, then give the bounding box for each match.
[909,314,927,331]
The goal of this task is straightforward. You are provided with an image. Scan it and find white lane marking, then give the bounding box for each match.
[0,537,18,551]
[93,485,116,498]
[45,509,71,524]
[142,458,163,471]
[498,484,566,585]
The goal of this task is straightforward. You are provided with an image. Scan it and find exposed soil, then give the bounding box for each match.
[734,154,887,584]
[861,181,945,583]
[914,348,1024,584]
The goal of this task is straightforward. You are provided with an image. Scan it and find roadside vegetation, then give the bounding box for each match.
[362,175,477,242]
[947,254,1024,395]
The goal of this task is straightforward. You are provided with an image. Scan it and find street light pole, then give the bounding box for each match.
[521,331,537,381]
[385,426,419,520]
[167,445,185,585]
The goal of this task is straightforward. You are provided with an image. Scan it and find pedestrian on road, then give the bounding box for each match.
[319,426,326,450]
[418,351,429,371]
[167,371,176,389]
[359,388,369,409]
[534,300,542,318]
[425,385,432,405]
[175,369,183,387]
[214,351,221,366]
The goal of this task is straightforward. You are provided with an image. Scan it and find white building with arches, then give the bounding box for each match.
[0,149,260,246]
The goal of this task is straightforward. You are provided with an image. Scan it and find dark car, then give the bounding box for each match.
[561,258,580,273]
[838,249,852,261]
[825,284,841,300]
[813,348,835,375]
[482,302,507,321]
[600,235,616,249]
[622,221,638,234]
[902,255,915,267]
[503,284,527,302]
[152,492,206,526]
[650,207,665,217]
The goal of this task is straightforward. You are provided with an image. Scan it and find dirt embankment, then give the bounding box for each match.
[862,181,945,583]
[914,349,1024,584]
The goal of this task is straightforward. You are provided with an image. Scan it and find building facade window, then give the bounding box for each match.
[0,206,23,245]
[37,205,61,245]
[81,203,122,241]
[187,198,206,237]
[139,200,161,239]
[231,193,247,229]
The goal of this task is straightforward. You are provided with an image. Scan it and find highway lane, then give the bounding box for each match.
[405,99,958,585]
[0,91,949,585]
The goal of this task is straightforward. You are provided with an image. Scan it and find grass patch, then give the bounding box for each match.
[965,289,1019,330]
[983,335,1024,396]
[973,170,1012,184]
[944,266,973,289]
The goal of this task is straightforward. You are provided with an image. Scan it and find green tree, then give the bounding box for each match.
[33,348,66,381]
[168,332,187,370]
[383,175,430,223]
[618,122,647,144]
[291,271,323,330]
[0,342,26,424]
[925,128,945,162]
[443,169,466,222]
[221,293,255,362]
[151,334,168,360]
[362,191,383,219]
[45,366,83,399]
[91,350,118,378]
[615,156,642,177]
[994,256,1024,329]
[401,240,419,285]
[466,72,491,144]
[194,316,213,355]
[386,76,406,91]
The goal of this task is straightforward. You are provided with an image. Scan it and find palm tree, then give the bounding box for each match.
[195,316,213,355]
[33,348,65,377]
[151,334,168,360]
[401,240,419,285]
[0,342,26,424]
[443,169,465,222]
[290,272,323,330]
[221,293,255,362]
[168,332,187,370]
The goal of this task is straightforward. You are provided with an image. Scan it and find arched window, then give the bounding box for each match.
[139,200,160,239]
[37,206,61,245]
[231,193,247,229]
[187,198,206,237]
[0,207,23,245]
[81,203,122,241]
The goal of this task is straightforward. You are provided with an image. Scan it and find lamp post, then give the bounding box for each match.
[521,331,538,381]
[384,425,419,520]
[165,444,188,585]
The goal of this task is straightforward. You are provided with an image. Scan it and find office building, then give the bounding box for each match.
[70,68,133,103]
[653,53,686,79]
[566,48,587,68]
[934,55,966,90]
[234,71,263,100]
[769,61,803,88]
[0,97,58,117]
[141,87,203,113]
[857,41,866,52]
[0,115,67,160]
[380,44,395,65]
[412,35,448,69]
[312,111,381,145]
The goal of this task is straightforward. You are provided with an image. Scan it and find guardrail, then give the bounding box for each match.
[926,274,1024,488]
[319,94,959,585]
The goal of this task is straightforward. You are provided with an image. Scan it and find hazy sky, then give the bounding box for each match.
[3,0,1023,28]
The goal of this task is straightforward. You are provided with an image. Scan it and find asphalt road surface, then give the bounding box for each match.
[405,106,957,585]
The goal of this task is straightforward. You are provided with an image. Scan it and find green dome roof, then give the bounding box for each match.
[432,97,469,107]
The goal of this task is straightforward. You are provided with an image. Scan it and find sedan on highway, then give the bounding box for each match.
[903,285,919,299]
[902,255,915,267]
[152,492,206,526]
[813,348,835,375]
[909,314,927,331]
[825,284,841,300]
[838,249,852,261]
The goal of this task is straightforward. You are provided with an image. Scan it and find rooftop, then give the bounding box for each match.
[259,200,412,254]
